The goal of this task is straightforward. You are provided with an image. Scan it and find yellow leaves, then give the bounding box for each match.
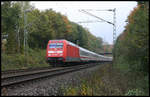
[80,84,93,96]
[61,15,72,34]
[81,84,87,95]
[64,83,93,96]
[64,87,77,96]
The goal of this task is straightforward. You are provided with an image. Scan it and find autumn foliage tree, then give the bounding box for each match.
[2,1,104,54]
[114,1,149,73]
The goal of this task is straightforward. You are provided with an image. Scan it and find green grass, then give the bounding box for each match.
[1,49,50,71]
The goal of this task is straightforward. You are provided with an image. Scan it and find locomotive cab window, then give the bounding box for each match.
[49,43,63,48]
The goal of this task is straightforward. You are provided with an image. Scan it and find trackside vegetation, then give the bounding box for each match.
[113,1,149,95]
[61,64,148,96]
[1,49,49,71]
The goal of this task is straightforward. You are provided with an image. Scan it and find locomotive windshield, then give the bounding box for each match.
[49,43,63,48]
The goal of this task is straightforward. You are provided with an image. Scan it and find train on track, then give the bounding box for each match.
[46,39,112,66]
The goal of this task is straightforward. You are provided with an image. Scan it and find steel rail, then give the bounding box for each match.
[1,63,99,87]
[1,66,55,74]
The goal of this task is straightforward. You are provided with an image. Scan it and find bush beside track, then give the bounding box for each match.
[62,63,148,96]
[1,49,50,71]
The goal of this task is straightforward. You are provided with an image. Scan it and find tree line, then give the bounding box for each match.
[113,1,149,73]
[2,1,105,54]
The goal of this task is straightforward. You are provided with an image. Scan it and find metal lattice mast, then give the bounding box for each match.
[113,8,116,45]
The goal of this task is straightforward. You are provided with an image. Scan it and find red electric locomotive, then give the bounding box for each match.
[46,39,112,66]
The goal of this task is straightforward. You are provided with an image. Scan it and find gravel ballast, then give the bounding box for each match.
[2,64,105,96]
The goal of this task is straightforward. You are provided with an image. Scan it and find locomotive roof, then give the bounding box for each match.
[49,39,66,41]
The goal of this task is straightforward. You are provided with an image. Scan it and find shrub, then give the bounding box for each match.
[125,89,145,96]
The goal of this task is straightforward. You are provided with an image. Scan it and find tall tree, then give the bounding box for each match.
[114,1,149,72]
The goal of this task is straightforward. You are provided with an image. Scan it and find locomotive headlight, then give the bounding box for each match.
[57,51,63,53]
[48,51,55,53]
[48,51,63,53]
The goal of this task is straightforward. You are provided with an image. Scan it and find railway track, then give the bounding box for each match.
[2,66,52,75]
[1,63,102,87]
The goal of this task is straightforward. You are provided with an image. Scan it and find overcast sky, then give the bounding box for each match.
[30,1,137,44]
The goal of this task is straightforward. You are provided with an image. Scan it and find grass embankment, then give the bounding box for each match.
[1,49,50,71]
[61,63,149,96]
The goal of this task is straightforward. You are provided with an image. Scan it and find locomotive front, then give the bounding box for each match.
[46,40,66,64]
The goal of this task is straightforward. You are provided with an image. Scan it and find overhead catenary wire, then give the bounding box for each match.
[78,9,116,45]
[77,20,104,23]
[79,9,114,25]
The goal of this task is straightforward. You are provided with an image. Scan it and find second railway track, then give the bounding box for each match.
[1,63,105,87]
